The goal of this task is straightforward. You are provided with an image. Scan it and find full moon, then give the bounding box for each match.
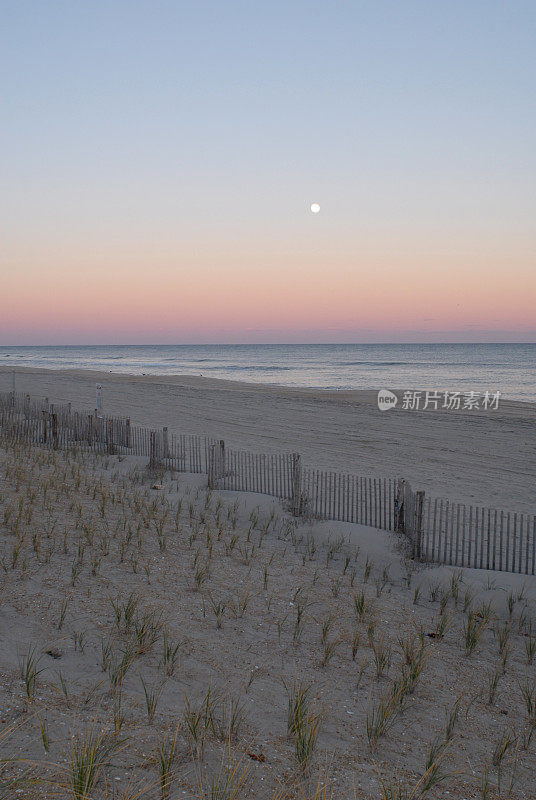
[310,202,321,214]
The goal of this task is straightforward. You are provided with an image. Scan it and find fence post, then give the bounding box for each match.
[125,418,131,448]
[219,440,225,481]
[149,432,156,469]
[106,419,115,455]
[51,413,58,450]
[42,410,48,445]
[395,479,406,533]
[162,427,169,459]
[291,453,303,516]
[414,490,425,560]
[207,443,216,489]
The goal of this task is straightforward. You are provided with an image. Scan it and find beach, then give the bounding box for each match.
[1,415,536,798]
[1,367,536,797]
[2,365,535,514]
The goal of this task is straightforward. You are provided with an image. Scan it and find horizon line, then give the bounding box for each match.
[2,341,536,348]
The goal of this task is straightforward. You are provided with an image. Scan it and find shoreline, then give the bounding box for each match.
[1,365,535,513]
[1,364,535,411]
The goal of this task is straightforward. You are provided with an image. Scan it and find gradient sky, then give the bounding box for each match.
[1,1,535,344]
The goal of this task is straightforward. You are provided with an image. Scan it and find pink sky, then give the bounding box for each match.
[2,231,535,343]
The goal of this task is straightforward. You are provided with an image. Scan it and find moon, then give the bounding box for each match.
[310,202,321,214]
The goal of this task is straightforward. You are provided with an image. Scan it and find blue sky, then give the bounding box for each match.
[1,1,535,343]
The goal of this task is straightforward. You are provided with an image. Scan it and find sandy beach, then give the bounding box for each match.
[1,431,536,798]
[1,369,535,798]
[2,366,535,514]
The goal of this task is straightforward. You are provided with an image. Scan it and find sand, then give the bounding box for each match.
[1,366,535,513]
[1,367,536,798]
[1,441,536,799]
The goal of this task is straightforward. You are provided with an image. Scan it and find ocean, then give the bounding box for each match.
[1,343,535,401]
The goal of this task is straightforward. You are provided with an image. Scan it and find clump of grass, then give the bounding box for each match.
[287,681,313,736]
[493,621,511,655]
[108,645,136,691]
[464,610,488,656]
[372,636,391,679]
[198,753,249,800]
[420,737,451,793]
[133,608,164,654]
[140,676,165,724]
[492,727,517,792]
[428,582,441,602]
[377,768,432,800]
[445,695,462,741]
[154,726,178,800]
[110,591,140,634]
[212,694,245,742]
[450,570,463,604]
[366,683,406,748]
[193,563,210,591]
[18,644,43,710]
[321,638,339,668]
[519,680,536,746]
[320,614,335,646]
[399,635,427,694]
[293,598,308,646]
[433,611,450,640]
[286,682,321,774]
[55,670,70,705]
[100,638,113,672]
[209,595,227,629]
[160,631,181,676]
[506,591,516,618]
[230,587,251,618]
[182,687,216,760]
[486,667,501,705]
[57,596,70,630]
[70,726,123,800]
[294,708,321,774]
[353,590,369,622]
[439,589,450,615]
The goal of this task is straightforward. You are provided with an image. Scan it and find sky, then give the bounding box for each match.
[1,1,535,344]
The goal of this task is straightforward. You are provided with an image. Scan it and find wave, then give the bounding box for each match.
[203,364,292,372]
[339,360,411,366]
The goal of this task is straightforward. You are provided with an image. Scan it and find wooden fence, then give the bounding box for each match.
[207,445,397,530]
[0,391,216,474]
[1,390,534,575]
[419,497,536,576]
